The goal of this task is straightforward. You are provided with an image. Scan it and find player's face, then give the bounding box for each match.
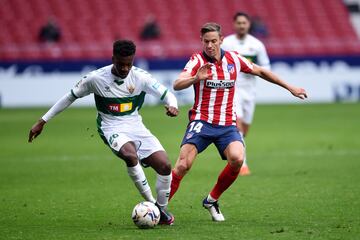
[112,55,134,79]
[234,16,250,37]
[201,31,223,59]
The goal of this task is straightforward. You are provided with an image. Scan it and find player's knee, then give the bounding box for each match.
[157,161,171,175]
[117,151,138,167]
[175,155,192,176]
[228,155,244,170]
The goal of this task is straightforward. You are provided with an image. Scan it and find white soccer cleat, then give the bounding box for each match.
[202,198,225,222]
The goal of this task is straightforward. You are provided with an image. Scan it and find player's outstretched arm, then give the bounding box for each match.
[28,119,46,143]
[28,92,77,143]
[163,91,179,117]
[173,63,213,91]
[250,64,308,100]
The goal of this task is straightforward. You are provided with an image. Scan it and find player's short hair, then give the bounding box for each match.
[200,22,222,36]
[113,40,136,57]
[233,12,251,21]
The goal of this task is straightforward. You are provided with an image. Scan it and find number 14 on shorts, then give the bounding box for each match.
[189,122,203,133]
[186,121,203,140]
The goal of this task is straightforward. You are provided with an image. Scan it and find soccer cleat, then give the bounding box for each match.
[202,198,225,222]
[240,165,251,176]
[156,203,175,225]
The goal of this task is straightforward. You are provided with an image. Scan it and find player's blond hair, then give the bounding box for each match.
[200,22,222,36]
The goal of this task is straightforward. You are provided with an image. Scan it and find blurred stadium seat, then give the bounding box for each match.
[0,0,359,60]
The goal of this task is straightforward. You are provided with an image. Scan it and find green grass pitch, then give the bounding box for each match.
[0,103,359,239]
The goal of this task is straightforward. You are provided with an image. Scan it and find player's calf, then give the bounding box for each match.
[142,151,173,223]
[228,157,243,171]
[117,142,156,203]
[174,155,192,177]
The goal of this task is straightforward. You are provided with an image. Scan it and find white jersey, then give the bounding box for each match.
[222,34,270,97]
[71,64,171,130]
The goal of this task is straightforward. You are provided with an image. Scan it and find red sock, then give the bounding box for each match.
[169,170,183,201]
[210,163,240,200]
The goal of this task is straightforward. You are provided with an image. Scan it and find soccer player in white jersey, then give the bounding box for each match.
[169,23,307,222]
[222,12,271,176]
[28,40,178,225]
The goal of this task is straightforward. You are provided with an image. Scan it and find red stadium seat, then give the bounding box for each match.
[0,0,359,60]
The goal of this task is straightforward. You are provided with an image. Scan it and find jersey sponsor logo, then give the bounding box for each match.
[205,79,235,89]
[108,103,133,112]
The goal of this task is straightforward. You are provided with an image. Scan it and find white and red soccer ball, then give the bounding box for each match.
[131,201,160,229]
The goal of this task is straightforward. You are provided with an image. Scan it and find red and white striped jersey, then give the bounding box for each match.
[183,50,253,126]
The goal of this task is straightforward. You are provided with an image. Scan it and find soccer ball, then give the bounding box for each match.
[131,201,160,229]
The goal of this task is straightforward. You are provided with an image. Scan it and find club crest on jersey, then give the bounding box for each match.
[227,64,235,74]
[127,85,135,94]
[206,79,235,89]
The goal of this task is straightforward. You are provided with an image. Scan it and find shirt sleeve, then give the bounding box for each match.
[236,52,254,73]
[143,71,169,101]
[42,92,76,122]
[183,54,200,76]
[257,42,271,70]
[71,74,94,98]
[142,71,178,108]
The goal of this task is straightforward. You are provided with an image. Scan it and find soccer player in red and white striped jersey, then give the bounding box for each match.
[170,23,307,221]
[185,43,253,126]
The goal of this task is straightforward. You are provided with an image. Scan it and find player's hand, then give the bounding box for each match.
[165,105,179,117]
[28,119,46,143]
[195,63,213,82]
[289,86,308,100]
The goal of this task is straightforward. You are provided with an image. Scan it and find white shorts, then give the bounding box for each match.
[99,121,164,160]
[234,88,256,125]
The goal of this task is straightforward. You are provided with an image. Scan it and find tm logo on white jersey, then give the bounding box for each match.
[206,79,235,89]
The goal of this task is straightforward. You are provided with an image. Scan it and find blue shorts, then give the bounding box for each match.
[181,120,244,160]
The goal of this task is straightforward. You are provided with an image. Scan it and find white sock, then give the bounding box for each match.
[243,149,247,167]
[156,173,172,209]
[207,194,217,203]
[127,163,155,203]
[240,131,247,167]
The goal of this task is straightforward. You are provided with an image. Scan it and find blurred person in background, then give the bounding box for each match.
[38,18,62,43]
[250,16,269,38]
[222,12,271,176]
[140,15,161,40]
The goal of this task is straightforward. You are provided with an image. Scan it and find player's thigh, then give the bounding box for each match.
[142,150,171,175]
[117,141,139,166]
[174,144,198,176]
[214,126,244,162]
[241,122,250,137]
[235,92,245,123]
[242,99,256,126]
[101,129,140,162]
[136,132,165,161]
[224,141,245,169]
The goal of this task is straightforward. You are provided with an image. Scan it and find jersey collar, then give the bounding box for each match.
[202,48,225,63]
